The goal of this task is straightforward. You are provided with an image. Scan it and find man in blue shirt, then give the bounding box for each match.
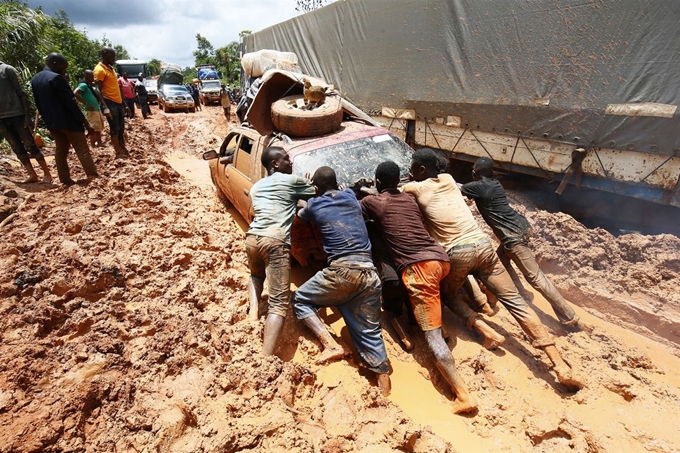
[293,166,391,396]
[246,146,316,356]
[32,53,97,185]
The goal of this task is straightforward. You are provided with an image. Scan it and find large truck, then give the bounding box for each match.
[243,0,680,207]
[115,59,148,78]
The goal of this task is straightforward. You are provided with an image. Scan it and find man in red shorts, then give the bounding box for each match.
[361,161,504,413]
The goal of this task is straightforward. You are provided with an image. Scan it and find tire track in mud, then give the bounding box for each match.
[0,109,679,453]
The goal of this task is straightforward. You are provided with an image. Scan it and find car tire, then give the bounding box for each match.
[190,107,196,113]
[271,94,343,137]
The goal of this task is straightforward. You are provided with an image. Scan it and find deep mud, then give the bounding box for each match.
[1,107,679,453]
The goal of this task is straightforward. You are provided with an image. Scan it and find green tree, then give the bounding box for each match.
[295,0,332,13]
[46,10,100,83]
[147,58,161,76]
[0,0,49,73]
[193,33,215,66]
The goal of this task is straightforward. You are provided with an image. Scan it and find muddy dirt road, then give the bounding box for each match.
[1,107,679,453]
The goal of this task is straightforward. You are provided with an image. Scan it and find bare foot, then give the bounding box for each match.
[554,365,584,390]
[376,373,391,396]
[473,319,505,350]
[42,174,53,184]
[482,332,506,350]
[20,176,39,184]
[315,346,346,365]
[479,302,495,316]
[450,395,478,414]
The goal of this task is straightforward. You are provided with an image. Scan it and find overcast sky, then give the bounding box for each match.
[28,0,301,67]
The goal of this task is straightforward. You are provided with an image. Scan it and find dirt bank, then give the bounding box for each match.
[1,107,679,453]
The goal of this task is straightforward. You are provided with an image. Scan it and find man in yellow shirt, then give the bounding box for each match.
[93,47,129,157]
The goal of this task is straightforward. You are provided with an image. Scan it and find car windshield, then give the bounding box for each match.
[202,81,220,90]
[292,134,413,188]
[165,86,188,94]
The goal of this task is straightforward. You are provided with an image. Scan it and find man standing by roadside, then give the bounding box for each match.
[362,161,502,412]
[293,166,391,396]
[461,157,581,328]
[74,70,108,148]
[0,60,52,183]
[220,84,230,119]
[118,72,136,118]
[246,146,316,356]
[134,73,151,119]
[93,47,129,157]
[32,53,98,185]
[402,148,582,390]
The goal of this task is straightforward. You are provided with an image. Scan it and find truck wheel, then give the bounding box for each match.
[271,94,343,137]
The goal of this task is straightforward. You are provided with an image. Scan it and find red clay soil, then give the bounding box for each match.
[0,108,679,453]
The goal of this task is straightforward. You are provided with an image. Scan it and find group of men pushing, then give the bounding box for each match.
[245,145,583,414]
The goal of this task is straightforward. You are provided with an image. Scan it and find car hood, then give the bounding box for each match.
[245,69,378,136]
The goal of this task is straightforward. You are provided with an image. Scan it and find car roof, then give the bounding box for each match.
[234,121,396,159]
[287,122,394,159]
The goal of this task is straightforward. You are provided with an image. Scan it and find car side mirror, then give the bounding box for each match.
[203,150,218,160]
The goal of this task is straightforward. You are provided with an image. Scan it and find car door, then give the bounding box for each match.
[216,133,240,202]
[226,133,259,222]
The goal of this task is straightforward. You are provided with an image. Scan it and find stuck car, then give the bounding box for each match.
[203,71,414,266]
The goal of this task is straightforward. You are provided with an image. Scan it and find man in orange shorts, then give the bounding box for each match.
[361,160,488,414]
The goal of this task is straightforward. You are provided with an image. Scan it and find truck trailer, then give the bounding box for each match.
[243,0,680,207]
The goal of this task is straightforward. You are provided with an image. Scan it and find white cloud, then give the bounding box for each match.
[30,0,301,67]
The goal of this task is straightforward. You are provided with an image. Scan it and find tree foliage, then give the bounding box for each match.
[295,0,332,13]
[0,1,130,85]
[147,58,161,77]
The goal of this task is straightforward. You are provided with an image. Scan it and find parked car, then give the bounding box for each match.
[158,84,195,113]
[203,121,413,266]
[144,79,158,103]
[199,79,221,105]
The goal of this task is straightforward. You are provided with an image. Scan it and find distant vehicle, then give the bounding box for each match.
[157,63,183,92]
[158,84,195,113]
[196,65,219,81]
[115,59,147,78]
[199,79,221,105]
[144,79,158,103]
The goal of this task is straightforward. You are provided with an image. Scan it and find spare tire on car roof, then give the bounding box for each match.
[271,94,343,138]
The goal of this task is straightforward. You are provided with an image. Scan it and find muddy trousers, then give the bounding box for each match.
[245,235,291,317]
[441,237,553,347]
[104,100,126,147]
[50,129,98,184]
[292,264,389,374]
[0,115,45,161]
[497,241,577,324]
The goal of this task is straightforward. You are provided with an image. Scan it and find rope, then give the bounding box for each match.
[424,118,441,149]
[520,137,551,178]
[639,154,675,184]
[451,128,468,152]
[510,135,520,164]
[470,129,495,160]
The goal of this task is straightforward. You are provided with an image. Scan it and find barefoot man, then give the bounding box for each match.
[246,146,316,355]
[0,60,52,183]
[293,166,391,396]
[461,157,582,329]
[361,161,491,413]
[402,149,583,390]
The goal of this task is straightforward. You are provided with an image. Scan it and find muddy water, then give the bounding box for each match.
[166,149,680,453]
